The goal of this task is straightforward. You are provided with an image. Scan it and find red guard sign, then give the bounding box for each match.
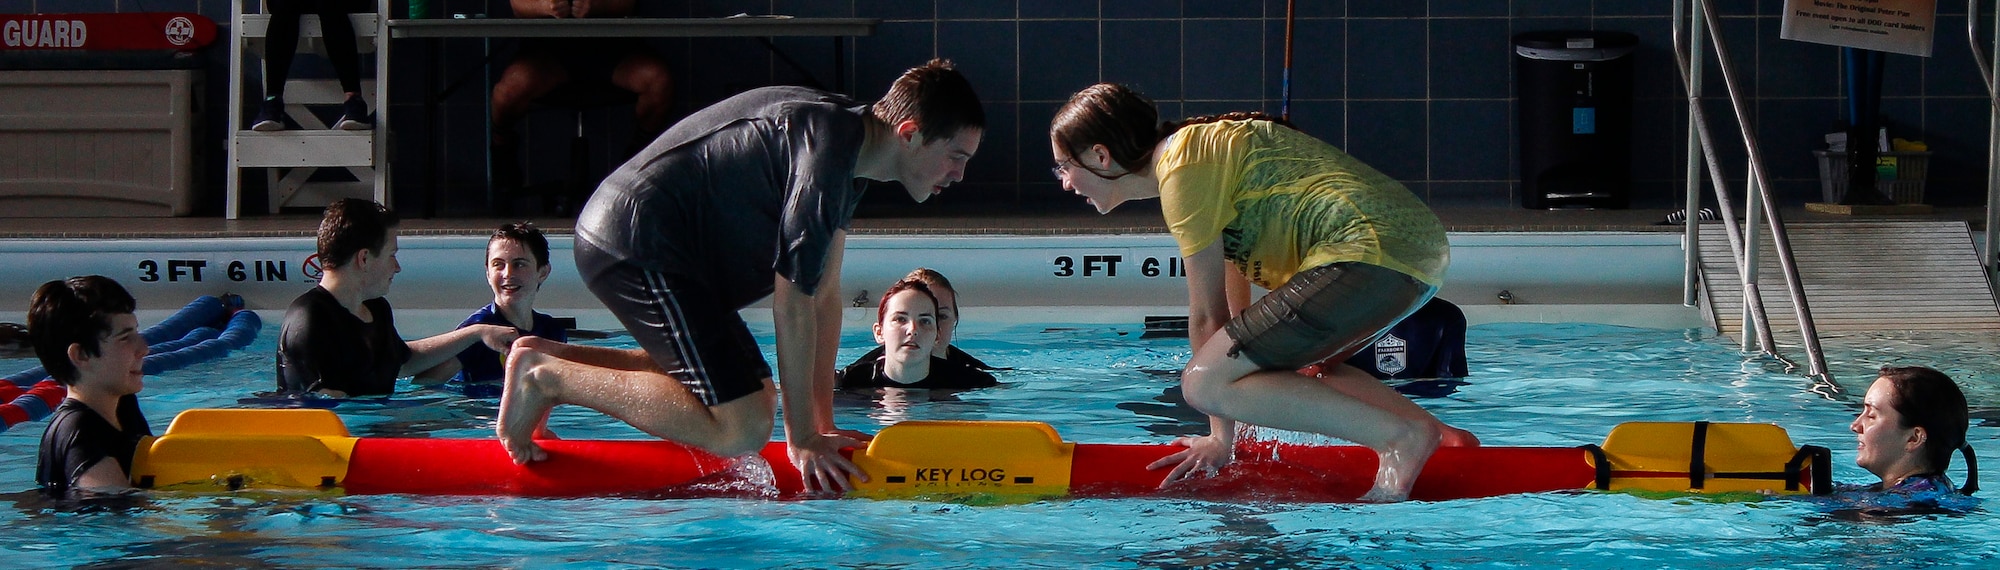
[0,13,218,51]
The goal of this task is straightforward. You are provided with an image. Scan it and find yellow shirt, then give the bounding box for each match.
[1156,119,1448,288]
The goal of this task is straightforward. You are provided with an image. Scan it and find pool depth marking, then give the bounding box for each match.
[1052,254,1185,278]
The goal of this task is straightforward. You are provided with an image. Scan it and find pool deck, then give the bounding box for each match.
[0,206,1987,239]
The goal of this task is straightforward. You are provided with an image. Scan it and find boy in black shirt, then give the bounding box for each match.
[33,276,150,497]
[499,60,985,493]
[276,199,519,397]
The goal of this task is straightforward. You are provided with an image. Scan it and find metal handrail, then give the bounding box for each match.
[1972,0,2000,289]
[1681,0,1704,309]
[1672,0,1838,392]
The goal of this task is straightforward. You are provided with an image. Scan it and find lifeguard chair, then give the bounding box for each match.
[225,0,391,218]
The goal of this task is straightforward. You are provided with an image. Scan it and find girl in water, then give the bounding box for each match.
[837,277,997,390]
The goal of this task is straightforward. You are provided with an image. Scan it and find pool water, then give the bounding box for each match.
[0,318,1993,568]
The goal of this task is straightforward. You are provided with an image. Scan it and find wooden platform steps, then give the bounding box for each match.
[1696,220,2000,338]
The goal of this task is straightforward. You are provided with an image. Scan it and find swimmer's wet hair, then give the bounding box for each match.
[1051,83,1296,178]
[319,198,399,270]
[28,275,135,386]
[872,59,986,142]
[490,222,550,268]
[876,277,940,325]
[1878,365,1970,473]
[903,267,954,294]
[904,267,957,313]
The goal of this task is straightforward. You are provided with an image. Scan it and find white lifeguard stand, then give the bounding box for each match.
[225,0,391,218]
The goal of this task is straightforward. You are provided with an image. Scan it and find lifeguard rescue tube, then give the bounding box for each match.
[132,409,1833,502]
[0,296,261,433]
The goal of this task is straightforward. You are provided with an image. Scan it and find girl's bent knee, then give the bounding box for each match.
[1179,369,1231,418]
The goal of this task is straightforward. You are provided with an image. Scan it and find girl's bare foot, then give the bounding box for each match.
[1357,422,1441,502]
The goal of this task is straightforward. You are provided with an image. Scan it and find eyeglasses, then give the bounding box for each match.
[1051,157,1133,181]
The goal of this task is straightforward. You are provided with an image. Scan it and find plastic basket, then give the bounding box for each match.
[1813,150,1929,204]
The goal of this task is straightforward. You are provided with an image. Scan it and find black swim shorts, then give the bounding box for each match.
[1223,262,1438,370]
[575,239,771,406]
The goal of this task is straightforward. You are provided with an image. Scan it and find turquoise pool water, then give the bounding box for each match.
[0,318,1993,568]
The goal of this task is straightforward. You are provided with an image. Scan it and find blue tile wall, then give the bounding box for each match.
[854,0,930,20]
[1019,101,1059,181]
[772,0,850,18]
[1347,100,1428,181]
[1926,14,1986,97]
[1429,0,1504,18]
[1515,1,1589,18]
[1104,0,1178,20]
[1430,17,1509,99]
[963,100,1018,188]
[854,19,934,90]
[1265,17,1343,101]
[1286,99,1345,146]
[1431,181,1511,208]
[1020,0,1093,20]
[1183,18,1264,101]
[938,19,1018,101]
[1347,18,1427,100]
[1103,19,1181,100]
[941,0,1014,20]
[1429,99,1508,182]
[70,0,1998,214]
[1184,0,1259,20]
[1019,19,1096,101]
[1350,0,1424,19]
[141,0,200,13]
[1268,0,1344,19]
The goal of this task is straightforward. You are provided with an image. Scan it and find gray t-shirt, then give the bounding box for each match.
[576,86,869,308]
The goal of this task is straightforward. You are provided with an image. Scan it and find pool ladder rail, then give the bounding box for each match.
[130,409,1839,501]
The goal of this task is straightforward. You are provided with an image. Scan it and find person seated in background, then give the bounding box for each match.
[32,276,150,498]
[252,0,374,131]
[1300,297,1467,387]
[1848,365,1972,495]
[839,268,999,378]
[836,277,996,390]
[417,223,568,394]
[489,0,674,195]
[0,321,30,357]
[276,199,519,398]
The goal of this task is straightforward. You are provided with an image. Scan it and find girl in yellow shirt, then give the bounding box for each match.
[1049,83,1471,502]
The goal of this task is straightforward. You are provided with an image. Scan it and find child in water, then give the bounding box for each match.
[837,275,996,390]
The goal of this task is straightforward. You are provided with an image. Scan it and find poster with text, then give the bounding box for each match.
[1781,0,1937,56]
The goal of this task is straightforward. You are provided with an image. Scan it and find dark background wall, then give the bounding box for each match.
[6,0,1993,216]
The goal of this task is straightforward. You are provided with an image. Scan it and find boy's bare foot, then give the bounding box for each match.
[497,350,556,464]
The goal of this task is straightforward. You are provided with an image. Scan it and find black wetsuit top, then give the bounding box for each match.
[38,395,150,497]
[575,86,870,307]
[843,345,997,373]
[276,286,411,396]
[1343,297,1468,380]
[837,347,999,390]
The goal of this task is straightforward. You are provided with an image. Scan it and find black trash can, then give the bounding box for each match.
[1514,30,1638,209]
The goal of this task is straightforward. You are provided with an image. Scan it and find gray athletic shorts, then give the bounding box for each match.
[1223,262,1438,370]
[575,239,771,406]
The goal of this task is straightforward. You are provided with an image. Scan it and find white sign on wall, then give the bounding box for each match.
[1781,0,1937,57]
